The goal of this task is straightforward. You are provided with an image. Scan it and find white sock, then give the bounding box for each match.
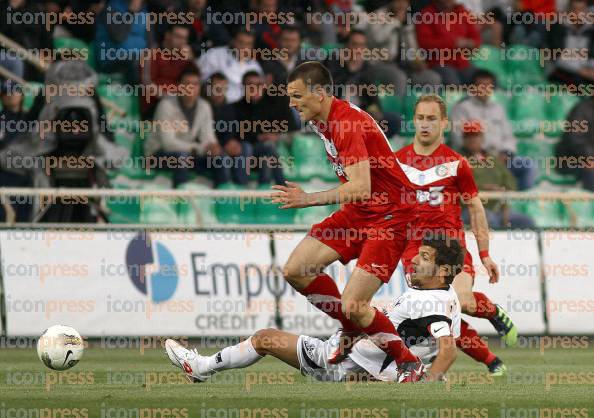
[206,337,263,373]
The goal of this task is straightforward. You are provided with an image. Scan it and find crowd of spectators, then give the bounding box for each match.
[0,0,592,225]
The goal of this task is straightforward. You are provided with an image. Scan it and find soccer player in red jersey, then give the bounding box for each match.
[271,61,424,381]
[395,94,517,375]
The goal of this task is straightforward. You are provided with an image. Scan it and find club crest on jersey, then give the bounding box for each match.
[435,164,449,177]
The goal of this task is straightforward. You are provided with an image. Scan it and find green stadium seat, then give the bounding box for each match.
[505,45,545,86]
[254,184,296,224]
[215,183,257,224]
[544,92,582,137]
[566,200,594,228]
[516,138,575,185]
[520,200,570,228]
[401,92,423,137]
[97,83,139,119]
[511,88,547,137]
[291,134,327,181]
[177,183,217,226]
[139,183,179,224]
[471,45,507,83]
[378,93,402,114]
[441,89,464,115]
[106,182,141,224]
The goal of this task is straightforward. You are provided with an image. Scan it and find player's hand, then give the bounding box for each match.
[270,181,310,209]
[481,256,499,283]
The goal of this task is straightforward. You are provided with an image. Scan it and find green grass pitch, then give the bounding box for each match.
[1,344,594,417]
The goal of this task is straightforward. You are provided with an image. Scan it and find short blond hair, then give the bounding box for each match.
[414,94,447,119]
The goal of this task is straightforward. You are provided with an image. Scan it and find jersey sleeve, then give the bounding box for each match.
[334,114,369,167]
[415,315,453,338]
[456,157,479,200]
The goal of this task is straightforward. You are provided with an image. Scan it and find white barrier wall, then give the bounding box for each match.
[541,231,594,334]
[0,230,278,336]
[0,229,590,336]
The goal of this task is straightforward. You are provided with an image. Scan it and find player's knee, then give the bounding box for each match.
[251,328,276,355]
[282,261,310,289]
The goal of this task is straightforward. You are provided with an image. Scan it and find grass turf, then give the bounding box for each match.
[1,344,594,417]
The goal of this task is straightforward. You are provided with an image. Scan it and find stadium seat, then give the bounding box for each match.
[97,83,139,119]
[511,88,547,137]
[401,92,423,137]
[254,184,296,224]
[544,92,582,137]
[471,45,507,83]
[291,134,327,181]
[441,89,464,115]
[215,183,257,224]
[139,183,179,225]
[378,93,402,114]
[520,200,570,228]
[566,200,594,228]
[505,45,545,86]
[177,183,217,226]
[106,182,141,224]
[516,138,576,185]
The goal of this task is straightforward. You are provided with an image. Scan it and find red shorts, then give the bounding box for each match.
[308,207,411,283]
[401,238,475,279]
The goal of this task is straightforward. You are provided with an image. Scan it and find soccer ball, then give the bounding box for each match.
[37,325,84,371]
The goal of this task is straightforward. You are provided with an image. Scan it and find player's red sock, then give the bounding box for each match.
[299,273,355,331]
[456,319,497,365]
[472,292,497,319]
[361,308,419,365]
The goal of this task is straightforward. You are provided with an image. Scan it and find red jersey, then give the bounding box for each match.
[394,143,478,236]
[309,98,413,216]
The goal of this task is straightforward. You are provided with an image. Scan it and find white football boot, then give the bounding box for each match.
[165,339,212,383]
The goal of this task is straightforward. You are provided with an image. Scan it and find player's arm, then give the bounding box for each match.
[457,158,499,283]
[425,335,457,382]
[465,196,499,283]
[270,160,371,208]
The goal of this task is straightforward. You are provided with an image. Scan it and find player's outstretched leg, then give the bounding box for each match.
[453,272,518,346]
[340,268,424,382]
[282,236,354,331]
[165,330,301,383]
[456,319,507,376]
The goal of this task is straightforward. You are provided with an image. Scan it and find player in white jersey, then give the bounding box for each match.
[164,233,463,383]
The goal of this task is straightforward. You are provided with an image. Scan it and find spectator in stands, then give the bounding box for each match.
[228,71,286,185]
[197,28,264,104]
[356,0,442,90]
[145,66,231,188]
[140,24,193,118]
[547,0,594,87]
[507,0,554,48]
[184,0,231,55]
[251,0,283,50]
[203,73,251,185]
[416,0,481,85]
[0,0,53,81]
[555,97,594,191]
[260,25,308,85]
[324,30,402,137]
[95,0,149,84]
[451,69,537,190]
[59,1,106,42]
[0,80,29,143]
[460,121,535,229]
[456,0,504,47]
[0,80,32,221]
